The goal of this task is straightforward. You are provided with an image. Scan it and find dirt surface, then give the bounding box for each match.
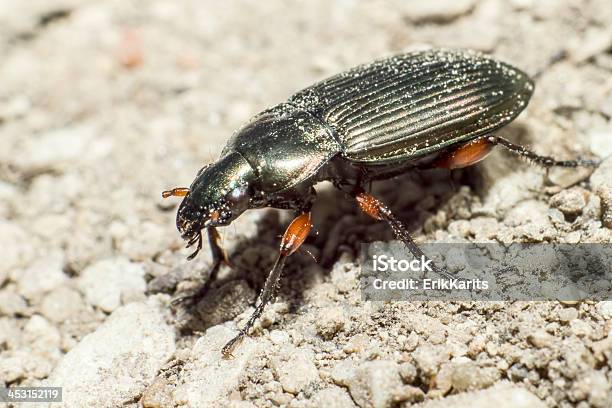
[1,1,611,407]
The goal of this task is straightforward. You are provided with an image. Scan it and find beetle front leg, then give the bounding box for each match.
[171,227,230,308]
[222,212,313,358]
[351,188,456,280]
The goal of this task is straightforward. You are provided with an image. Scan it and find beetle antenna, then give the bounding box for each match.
[162,187,190,198]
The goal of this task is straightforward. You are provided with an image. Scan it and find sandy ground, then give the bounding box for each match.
[1,1,611,407]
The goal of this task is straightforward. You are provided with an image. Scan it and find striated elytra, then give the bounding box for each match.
[162,49,594,357]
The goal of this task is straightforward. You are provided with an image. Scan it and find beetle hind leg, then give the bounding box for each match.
[488,135,599,168]
[432,135,599,170]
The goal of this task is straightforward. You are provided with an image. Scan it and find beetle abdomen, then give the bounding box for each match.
[289,49,534,163]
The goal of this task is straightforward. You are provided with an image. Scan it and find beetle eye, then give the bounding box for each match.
[227,184,250,212]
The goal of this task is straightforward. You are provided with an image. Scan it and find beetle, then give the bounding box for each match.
[162,49,596,357]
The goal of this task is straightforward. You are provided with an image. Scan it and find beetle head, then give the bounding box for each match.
[174,152,255,254]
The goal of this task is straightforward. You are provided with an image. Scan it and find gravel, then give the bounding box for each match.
[41,299,175,408]
[1,0,611,407]
[418,381,547,408]
[77,257,147,313]
[173,325,260,407]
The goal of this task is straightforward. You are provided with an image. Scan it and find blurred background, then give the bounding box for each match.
[0,1,611,407]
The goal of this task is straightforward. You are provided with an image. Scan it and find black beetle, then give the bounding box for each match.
[163,49,595,357]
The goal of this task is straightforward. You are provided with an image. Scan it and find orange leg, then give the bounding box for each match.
[433,137,494,170]
[222,212,312,358]
[280,213,313,256]
[434,136,598,169]
[354,189,455,280]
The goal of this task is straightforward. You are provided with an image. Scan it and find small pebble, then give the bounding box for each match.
[40,286,85,323]
[344,360,404,408]
[527,330,554,348]
[270,345,319,394]
[558,307,579,323]
[316,306,346,339]
[570,319,592,337]
[312,386,356,408]
[595,301,612,319]
[0,290,28,317]
[450,362,500,392]
[269,330,290,345]
[550,188,588,216]
[77,257,146,313]
[16,253,67,301]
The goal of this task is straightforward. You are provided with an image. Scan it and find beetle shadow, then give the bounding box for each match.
[170,161,492,335]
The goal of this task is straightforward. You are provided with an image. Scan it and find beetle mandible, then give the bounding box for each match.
[162,49,596,357]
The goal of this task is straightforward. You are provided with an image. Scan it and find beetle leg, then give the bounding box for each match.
[433,137,495,169]
[488,136,599,168]
[352,189,456,280]
[170,227,228,308]
[209,226,232,267]
[222,212,312,358]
